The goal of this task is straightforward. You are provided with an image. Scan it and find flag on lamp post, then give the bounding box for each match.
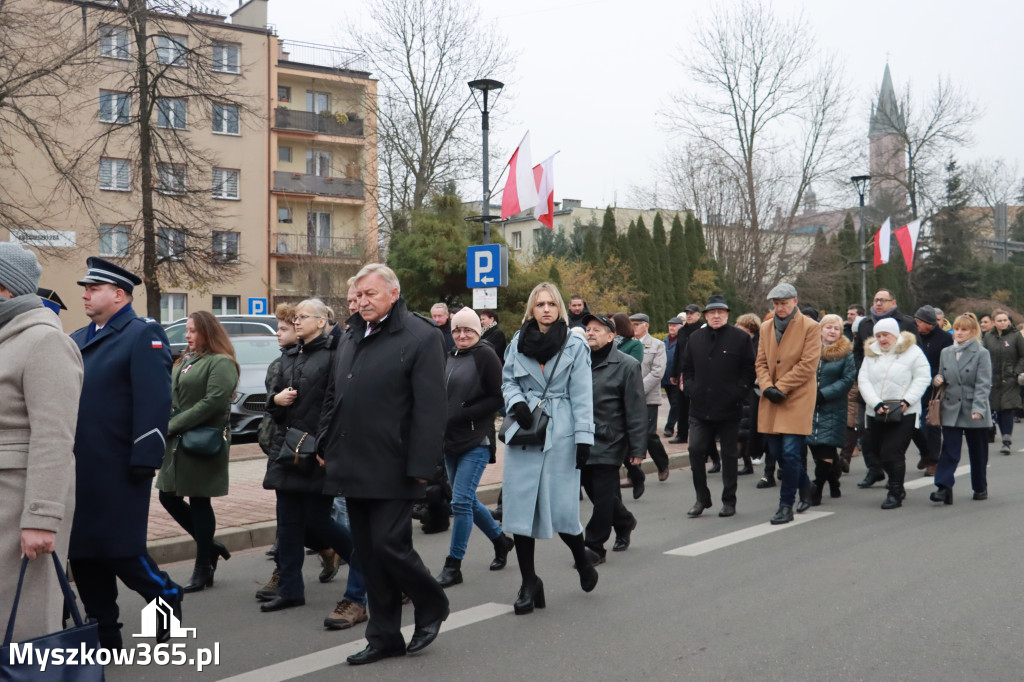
[500,132,539,220]
[893,219,922,271]
[533,154,555,230]
[873,217,891,268]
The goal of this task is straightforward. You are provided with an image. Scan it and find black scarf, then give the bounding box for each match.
[517,319,567,364]
[590,338,614,365]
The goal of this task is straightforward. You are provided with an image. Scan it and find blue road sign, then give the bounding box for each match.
[467,245,508,288]
[248,297,268,315]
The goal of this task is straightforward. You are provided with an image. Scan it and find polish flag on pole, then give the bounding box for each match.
[893,219,922,271]
[873,217,891,268]
[500,132,539,220]
[533,155,555,230]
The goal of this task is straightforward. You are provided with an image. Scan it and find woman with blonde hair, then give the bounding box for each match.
[930,313,992,504]
[502,282,596,614]
[805,314,855,506]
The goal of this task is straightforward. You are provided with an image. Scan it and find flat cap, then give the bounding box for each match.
[766,282,798,301]
[581,313,616,333]
[684,304,700,313]
[629,313,649,324]
[667,316,683,325]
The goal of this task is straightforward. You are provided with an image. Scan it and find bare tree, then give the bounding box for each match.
[348,0,515,235]
[965,157,1020,209]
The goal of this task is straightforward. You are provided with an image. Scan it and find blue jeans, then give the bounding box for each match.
[330,496,367,606]
[767,434,809,507]
[444,446,503,560]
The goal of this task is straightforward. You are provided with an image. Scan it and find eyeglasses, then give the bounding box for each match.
[452,328,477,336]
[873,298,892,304]
[293,314,323,322]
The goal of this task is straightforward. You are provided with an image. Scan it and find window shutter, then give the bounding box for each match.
[227,106,238,134]
[99,92,111,121]
[226,170,238,198]
[118,94,130,123]
[212,104,222,132]
[227,45,239,72]
[116,161,129,190]
[174,99,185,128]
[100,159,112,188]
[211,168,222,196]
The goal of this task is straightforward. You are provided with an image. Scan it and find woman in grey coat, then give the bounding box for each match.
[931,313,992,504]
[502,282,596,615]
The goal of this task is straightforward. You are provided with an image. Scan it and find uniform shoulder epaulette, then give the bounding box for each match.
[141,317,159,324]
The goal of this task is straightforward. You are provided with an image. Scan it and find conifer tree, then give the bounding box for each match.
[652,213,674,326]
[599,206,618,258]
[668,213,690,310]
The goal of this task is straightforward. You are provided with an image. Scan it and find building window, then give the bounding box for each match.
[212,103,239,135]
[99,90,131,124]
[157,227,185,260]
[212,43,240,74]
[98,224,130,257]
[156,34,186,66]
[211,168,239,199]
[212,295,239,316]
[277,86,290,102]
[99,157,131,191]
[157,98,186,129]
[307,211,331,251]
[277,262,294,285]
[511,231,522,250]
[306,91,329,114]
[157,163,186,195]
[278,146,292,163]
[212,231,239,262]
[99,26,130,60]
[160,293,187,323]
[277,207,292,223]
[305,150,331,177]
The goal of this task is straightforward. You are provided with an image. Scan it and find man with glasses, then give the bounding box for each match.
[853,289,920,488]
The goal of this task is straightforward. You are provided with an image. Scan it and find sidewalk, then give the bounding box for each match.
[146,401,692,564]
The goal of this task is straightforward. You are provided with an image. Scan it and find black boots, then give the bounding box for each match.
[490,534,514,571]
[738,455,754,475]
[881,487,904,509]
[858,470,886,488]
[210,541,231,570]
[183,562,214,593]
[770,505,794,525]
[930,486,953,504]
[513,578,546,615]
[435,556,462,588]
[796,480,812,513]
[829,459,842,498]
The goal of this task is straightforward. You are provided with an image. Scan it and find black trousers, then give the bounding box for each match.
[346,498,448,650]
[70,555,180,650]
[664,384,682,433]
[911,386,942,464]
[689,417,739,505]
[581,464,635,557]
[276,491,354,599]
[859,398,885,475]
[865,414,916,489]
[678,392,691,440]
[626,405,671,484]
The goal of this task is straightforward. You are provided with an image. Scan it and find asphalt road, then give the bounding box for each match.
[101,450,1024,682]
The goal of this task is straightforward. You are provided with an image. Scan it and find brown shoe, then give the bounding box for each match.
[658,470,670,482]
[318,549,340,583]
[324,599,368,630]
[925,464,936,476]
[255,569,281,602]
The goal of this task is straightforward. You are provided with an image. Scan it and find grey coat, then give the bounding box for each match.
[938,340,993,429]
[0,306,82,642]
[589,347,646,466]
[502,331,594,538]
[637,333,667,404]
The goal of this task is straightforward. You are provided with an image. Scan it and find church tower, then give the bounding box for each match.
[868,64,907,208]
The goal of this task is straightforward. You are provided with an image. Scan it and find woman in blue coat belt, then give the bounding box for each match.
[806,315,856,506]
[502,282,596,615]
[930,313,992,504]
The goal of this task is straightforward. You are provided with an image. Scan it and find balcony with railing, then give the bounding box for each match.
[278,40,370,74]
[272,171,363,201]
[272,232,361,259]
[274,107,364,138]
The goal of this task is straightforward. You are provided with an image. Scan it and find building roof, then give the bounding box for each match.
[869,64,905,137]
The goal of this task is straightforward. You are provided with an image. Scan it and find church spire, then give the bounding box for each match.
[869,64,904,137]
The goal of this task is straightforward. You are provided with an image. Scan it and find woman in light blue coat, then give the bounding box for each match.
[930,313,992,504]
[502,282,596,616]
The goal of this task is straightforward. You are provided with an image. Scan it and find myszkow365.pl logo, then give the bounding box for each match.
[7,597,220,672]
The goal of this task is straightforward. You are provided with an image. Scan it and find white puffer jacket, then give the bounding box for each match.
[858,331,931,416]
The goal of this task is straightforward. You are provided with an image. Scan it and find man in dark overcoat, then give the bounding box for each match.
[319,263,449,665]
[68,257,179,650]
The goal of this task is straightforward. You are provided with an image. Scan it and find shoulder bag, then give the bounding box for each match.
[180,425,228,458]
[875,400,905,423]
[498,342,567,448]
[274,428,318,475]
[926,385,945,427]
[1,555,105,681]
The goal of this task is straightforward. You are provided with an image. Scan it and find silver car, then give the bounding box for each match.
[229,335,284,436]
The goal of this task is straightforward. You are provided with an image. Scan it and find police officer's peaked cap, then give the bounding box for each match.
[77,257,142,294]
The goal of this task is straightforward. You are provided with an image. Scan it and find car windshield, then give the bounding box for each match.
[231,337,281,366]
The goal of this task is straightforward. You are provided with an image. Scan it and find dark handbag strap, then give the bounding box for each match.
[536,340,569,405]
[4,554,85,647]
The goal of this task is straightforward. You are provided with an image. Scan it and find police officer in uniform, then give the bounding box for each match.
[68,257,180,650]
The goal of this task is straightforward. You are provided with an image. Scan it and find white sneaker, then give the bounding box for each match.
[751,458,763,465]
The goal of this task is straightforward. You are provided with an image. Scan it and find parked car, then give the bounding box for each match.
[229,335,282,436]
[164,314,279,359]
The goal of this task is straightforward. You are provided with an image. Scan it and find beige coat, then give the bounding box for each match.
[0,306,82,642]
[637,332,667,405]
[756,309,821,435]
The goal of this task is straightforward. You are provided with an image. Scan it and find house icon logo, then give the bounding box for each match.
[133,597,196,639]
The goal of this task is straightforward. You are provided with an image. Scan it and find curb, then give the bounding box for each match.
[148,450,691,565]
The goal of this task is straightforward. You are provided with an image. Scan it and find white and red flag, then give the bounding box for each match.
[873,217,891,268]
[500,132,539,220]
[893,219,922,271]
[533,155,555,230]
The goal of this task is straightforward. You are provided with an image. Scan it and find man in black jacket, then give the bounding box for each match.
[568,295,590,329]
[319,264,449,665]
[680,295,755,518]
[912,305,953,475]
[581,313,648,562]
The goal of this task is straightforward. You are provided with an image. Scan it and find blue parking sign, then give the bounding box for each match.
[248,297,267,315]
[466,245,508,288]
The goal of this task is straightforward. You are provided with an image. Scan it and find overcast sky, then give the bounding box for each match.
[229,0,1022,210]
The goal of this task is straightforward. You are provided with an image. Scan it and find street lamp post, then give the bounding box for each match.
[468,78,504,245]
[851,174,871,311]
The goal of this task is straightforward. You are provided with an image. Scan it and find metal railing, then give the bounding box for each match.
[278,40,370,74]
[272,232,361,259]
[274,107,364,137]
[272,171,363,200]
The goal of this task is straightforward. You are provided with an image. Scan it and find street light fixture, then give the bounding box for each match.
[851,174,871,310]
[468,78,504,244]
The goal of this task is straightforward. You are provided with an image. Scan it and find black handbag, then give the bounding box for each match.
[180,425,228,458]
[499,342,567,447]
[274,427,318,475]
[875,400,905,423]
[1,555,105,681]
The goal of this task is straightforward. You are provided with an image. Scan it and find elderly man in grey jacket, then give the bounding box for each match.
[581,314,647,563]
[627,314,671,491]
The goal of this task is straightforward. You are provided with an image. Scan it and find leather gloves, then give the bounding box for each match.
[575,444,591,470]
[129,466,156,484]
[511,402,534,429]
[763,386,787,404]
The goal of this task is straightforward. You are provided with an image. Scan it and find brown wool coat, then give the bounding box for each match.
[756,309,822,435]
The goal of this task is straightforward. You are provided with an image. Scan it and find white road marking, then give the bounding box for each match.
[904,464,971,490]
[664,511,833,557]
[217,602,513,682]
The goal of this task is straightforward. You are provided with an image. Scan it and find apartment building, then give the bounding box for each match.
[1,0,376,329]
